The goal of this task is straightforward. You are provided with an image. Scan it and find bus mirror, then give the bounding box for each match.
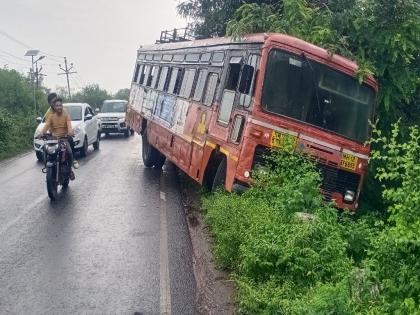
[238,65,254,94]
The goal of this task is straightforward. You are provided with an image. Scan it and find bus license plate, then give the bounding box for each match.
[271,131,297,149]
[340,153,358,171]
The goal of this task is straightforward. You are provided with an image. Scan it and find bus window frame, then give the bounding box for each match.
[192,69,208,102]
[202,72,219,106]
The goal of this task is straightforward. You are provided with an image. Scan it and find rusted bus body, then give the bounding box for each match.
[127,33,378,211]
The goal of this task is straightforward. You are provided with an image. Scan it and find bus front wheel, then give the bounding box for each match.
[142,129,165,168]
[211,158,227,192]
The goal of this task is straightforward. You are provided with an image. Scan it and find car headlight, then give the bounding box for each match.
[46,144,58,154]
[118,117,125,123]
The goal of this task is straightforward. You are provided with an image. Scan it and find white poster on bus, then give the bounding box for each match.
[171,99,189,136]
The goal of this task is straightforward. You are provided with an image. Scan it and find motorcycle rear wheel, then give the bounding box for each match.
[46,167,58,200]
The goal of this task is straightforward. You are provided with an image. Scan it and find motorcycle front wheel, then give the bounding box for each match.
[46,167,58,200]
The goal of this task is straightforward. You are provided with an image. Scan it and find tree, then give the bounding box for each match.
[113,88,130,100]
[177,0,281,37]
[71,84,111,109]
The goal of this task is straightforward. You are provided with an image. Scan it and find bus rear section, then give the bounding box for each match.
[126,33,377,211]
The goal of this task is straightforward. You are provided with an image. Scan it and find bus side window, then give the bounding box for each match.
[157,67,169,91]
[167,68,180,94]
[163,68,174,92]
[179,69,196,98]
[152,66,161,89]
[173,68,185,95]
[136,64,144,84]
[133,63,140,83]
[238,54,259,108]
[146,66,157,87]
[139,65,150,85]
[225,57,242,90]
[192,69,208,101]
[203,73,218,106]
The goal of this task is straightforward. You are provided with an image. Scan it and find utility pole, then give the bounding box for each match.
[34,62,46,88]
[59,57,77,99]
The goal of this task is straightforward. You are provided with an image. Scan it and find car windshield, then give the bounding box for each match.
[65,105,83,121]
[102,101,127,113]
[262,49,376,143]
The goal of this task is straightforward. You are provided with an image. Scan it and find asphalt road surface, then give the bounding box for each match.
[0,134,198,315]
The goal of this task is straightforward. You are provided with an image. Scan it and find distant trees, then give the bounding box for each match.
[113,88,130,101]
[71,84,111,109]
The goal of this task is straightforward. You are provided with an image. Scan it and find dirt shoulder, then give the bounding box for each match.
[178,172,236,315]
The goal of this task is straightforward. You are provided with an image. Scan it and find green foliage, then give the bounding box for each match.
[71,84,111,109]
[177,0,281,37]
[362,123,420,314]
[204,128,420,313]
[204,151,357,313]
[0,69,48,159]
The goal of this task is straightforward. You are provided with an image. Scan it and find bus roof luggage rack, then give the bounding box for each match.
[156,26,196,43]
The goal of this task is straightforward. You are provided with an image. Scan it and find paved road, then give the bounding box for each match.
[0,134,198,315]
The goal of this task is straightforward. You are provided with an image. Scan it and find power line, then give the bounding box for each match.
[0,55,29,67]
[0,49,30,62]
[0,30,32,49]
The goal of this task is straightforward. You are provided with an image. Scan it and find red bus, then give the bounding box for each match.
[126,33,378,210]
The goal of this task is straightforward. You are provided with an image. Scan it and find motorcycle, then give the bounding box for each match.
[39,135,73,200]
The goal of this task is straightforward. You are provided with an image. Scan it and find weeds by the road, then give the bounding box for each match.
[203,123,420,314]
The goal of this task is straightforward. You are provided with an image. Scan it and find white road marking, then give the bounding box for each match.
[160,191,166,201]
[159,176,172,315]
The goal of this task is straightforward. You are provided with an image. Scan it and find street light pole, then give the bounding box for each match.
[25,49,41,115]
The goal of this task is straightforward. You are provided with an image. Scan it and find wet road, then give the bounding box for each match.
[0,135,197,314]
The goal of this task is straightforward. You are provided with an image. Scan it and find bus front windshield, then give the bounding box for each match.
[102,101,127,113]
[262,50,375,143]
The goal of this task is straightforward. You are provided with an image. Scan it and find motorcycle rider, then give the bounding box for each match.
[39,97,78,180]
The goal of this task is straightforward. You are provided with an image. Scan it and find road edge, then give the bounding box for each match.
[177,170,236,315]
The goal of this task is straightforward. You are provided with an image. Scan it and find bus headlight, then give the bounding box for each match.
[344,190,355,203]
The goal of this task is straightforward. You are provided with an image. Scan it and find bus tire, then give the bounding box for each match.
[211,157,227,192]
[154,153,166,169]
[142,129,165,168]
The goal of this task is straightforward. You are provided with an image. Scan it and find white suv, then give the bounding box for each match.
[96,100,132,137]
[34,103,101,160]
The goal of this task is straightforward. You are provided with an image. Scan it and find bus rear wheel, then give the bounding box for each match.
[142,129,165,168]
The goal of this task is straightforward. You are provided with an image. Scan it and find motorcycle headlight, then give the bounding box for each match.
[46,144,58,154]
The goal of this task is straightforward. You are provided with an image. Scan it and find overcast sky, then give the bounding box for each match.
[0,0,186,94]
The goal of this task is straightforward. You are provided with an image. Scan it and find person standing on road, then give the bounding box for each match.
[39,97,79,180]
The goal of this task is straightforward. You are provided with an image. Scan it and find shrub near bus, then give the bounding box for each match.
[126,33,377,211]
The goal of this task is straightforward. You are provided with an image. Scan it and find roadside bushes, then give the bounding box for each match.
[204,150,357,313]
[0,68,47,159]
[203,123,420,314]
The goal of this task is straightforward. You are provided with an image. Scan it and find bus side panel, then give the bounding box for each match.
[189,143,204,181]
[133,85,144,113]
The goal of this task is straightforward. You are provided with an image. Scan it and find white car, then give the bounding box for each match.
[34,103,101,161]
[96,100,132,137]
